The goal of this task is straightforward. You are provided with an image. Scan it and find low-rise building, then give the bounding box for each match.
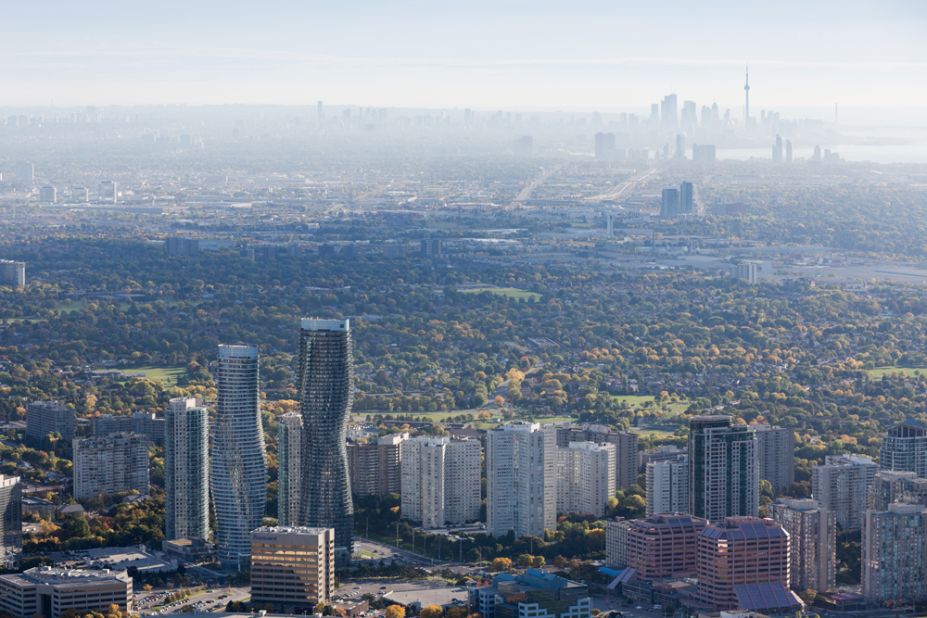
[469,568,592,618]
[0,567,132,618]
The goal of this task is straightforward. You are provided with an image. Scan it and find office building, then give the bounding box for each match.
[688,416,758,522]
[165,397,209,541]
[880,419,927,478]
[646,454,688,516]
[277,412,303,526]
[754,425,795,491]
[25,401,75,444]
[347,433,406,497]
[557,425,638,489]
[0,475,22,566]
[212,344,267,569]
[679,181,694,214]
[0,260,26,289]
[660,94,678,129]
[621,514,708,579]
[0,567,132,618]
[298,318,354,559]
[487,424,557,538]
[692,144,717,163]
[99,179,117,203]
[401,436,481,528]
[39,186,57,203]
[91,411,165,446]
[811,454,877,531]
[869,470,927,510]
[697,517,793,611]
[557,441,616,517]
[660,188,679,217]
[862,503,927,604]
[250,526,334,610]
[72,432,150,500]
[771,499,836,593]
[469,569,592,618]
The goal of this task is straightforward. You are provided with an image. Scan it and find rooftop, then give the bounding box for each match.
[1,566,130,586]
[700,517,787,542]
[301,317,350,332]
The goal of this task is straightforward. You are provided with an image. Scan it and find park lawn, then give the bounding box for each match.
[119,366,186,387]
[611,394,690,415]
[865,366,927,379]
[459,287,542,302]
[631,428,677,439]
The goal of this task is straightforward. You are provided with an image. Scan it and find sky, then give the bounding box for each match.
[1,0,925,120]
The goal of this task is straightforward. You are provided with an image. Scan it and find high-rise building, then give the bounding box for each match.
[165,397,209,541]
[277,413,303,527]
[771,499,836,593]
[347,433,406,497]
[556,425,638,489]
[697,517,795,612]
[401,436,481,528]
[0,567,132,618]
[660,188,679,217]
[557,442,615,517]
[688,416,758,522]
[91,411,165,446]
[811,454,877,531]
[679,181,694,214]
[0,475,22,566]
[646,454,688,516]
[735,261,760,285]
[99,179,117,203]
[618,514,707,579]
[754,425,795,492]
[660,94,678,129]
[862,503,927,605]
[869,469,927,510]
[880,419,927,478]
[212,344,267,569]
[250,526,334,610]
[594,132,617,160]
[72,433,150,501]
[0,260,26,289]
[772,134,784,162]
[743,65,751,126]
[297,318,354,559]
[785,140,793,162]
[25,401,75,444]
[487,424,557,538]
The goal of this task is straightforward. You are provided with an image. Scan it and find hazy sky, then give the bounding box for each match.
[2,0,925,120]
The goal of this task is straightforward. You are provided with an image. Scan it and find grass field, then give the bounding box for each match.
[119,366,186,387]
[611,394,690,415]
[631,428,678,439]
[865,366,927,379]
[459,287,542,302]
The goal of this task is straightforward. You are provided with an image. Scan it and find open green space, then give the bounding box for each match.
[118,366,186,387]
[459,287,542,302]
[865,366,927,379]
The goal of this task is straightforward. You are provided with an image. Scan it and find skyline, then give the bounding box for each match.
[1,1,925,122]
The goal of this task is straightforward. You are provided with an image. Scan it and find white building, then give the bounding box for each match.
[771,498,836,593]
[811,454,877,531]
[487,424,557,538]
[0,475,21,566]
[557,441,616,517]
[277,412,303,526]
[401,436,481,528]
[646,454,688,516]
[0,260,25,289]
[72,432,150,500]
[165,397,209,541]
[0,567,132,618]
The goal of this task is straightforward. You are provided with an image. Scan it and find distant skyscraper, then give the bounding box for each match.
[772,134,783,162]
[297,318,354,559]
[212,344,267,569]
[594,132,617,160]
[0,260,26,290]
[660,94,678,129]
[165,397,209,541]
[772,499,836,593]
[688,416,758,522]
[743,65,751,126]
[880,419,927,478]
[99,180,117,204]
[660,188,679,218]
[811,454,877,531]
[487,424,557,538]
[754,425,795,492]
[679,181,694,214]
[862,503,927,605]
[557,441,616,517]
[646,454,688,516]
[277,412,303,526]
[0,475,22,567]
[785,140,793,162]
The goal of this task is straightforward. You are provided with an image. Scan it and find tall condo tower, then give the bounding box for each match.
[277,412,303,526]
[212,344,267,570]
[165,397,210,541]
[298,318,354,560]
[743,65,751,126]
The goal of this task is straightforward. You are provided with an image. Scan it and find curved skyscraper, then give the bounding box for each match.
[212,344,267,569]
[297,318,354,560]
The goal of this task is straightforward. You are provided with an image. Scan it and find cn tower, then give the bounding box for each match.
[744,65,751,127]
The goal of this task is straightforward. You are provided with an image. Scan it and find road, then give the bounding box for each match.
[585,167,657,202]
[514,165,562,203]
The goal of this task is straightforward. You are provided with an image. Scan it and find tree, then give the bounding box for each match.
[491,557,513,572]
[516,554,533,568]
[385,605,406,618]
[421,605,443,618]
